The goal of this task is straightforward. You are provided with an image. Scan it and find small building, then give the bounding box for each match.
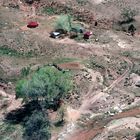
[27,21,39,28]
[83,31,93,39]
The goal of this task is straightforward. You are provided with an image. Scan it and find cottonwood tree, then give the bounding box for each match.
[16,66,73,108]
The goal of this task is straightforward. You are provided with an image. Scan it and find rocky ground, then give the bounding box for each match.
[0,0,140,140]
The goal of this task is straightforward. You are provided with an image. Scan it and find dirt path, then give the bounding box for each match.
[0,88,22,114]
[79,54,133,113]
[68,107,140,140]
[58,52,133,140]
[103,57,133,93]
[67,57,136,140]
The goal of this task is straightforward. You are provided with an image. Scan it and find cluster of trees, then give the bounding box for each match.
[16,66,73,140]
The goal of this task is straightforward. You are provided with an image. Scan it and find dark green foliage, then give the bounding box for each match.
[21,67,31,77]
[132,64,140,76]
[24,0,40,4]
[43,7,56,15]
[16,79,28,100]
[128,24,136,35]
[54,106,65,127]
[76,0,87,6]
[128,24,136,32]
[122,51,131,57]
[136,132,140,140]
[0,45,35,57]
[89,56,105,70]
[121,8,138,23]
[0,45,22,57]
[16,66,73,102]
[0,122,22,140]
[5,101,41,124]
[55,15,72,32]
[23,111,51,140]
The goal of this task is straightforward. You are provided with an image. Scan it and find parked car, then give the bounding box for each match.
[83,31,93,39]
[50,32,61,38]
[50,29,67,39]
[27,21,39,28]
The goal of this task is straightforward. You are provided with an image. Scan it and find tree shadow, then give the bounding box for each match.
[4,99,62,124]
[118,19,135,25]
[4,101,41,124]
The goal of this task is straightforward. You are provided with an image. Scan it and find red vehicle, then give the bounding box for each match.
[83,31,93,39]
[27,21,39,28]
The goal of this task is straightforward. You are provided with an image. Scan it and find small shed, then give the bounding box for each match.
[27,21,39,28]
[83,31,93,39]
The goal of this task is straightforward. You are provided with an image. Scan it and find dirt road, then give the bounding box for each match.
[79,54,133,113]
[0,88,22,113]
[58,54,134,140]
[68,107,140,140]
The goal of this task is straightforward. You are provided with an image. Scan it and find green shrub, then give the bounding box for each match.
[76,0,87,5]
[135,132,140,140]
[55,15,72,31]
[0,122,22,140]
[43,7,56,15]
[121,8,138,23]
[0,45,35,57]
[0,46,22,57]
[21,67,31,77]
[16,66,73,103]
[23,111,51,140]
[89,56,105,70]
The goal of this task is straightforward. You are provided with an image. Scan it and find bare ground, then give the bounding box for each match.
[0,1,140,140]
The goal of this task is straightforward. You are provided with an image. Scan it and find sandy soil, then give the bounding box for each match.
[0,88,22,114]
[91,0,105,4]
[1,1,140,140]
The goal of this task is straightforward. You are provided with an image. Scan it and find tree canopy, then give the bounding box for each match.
[136,132,140,140]
[16,66,73,103]
[23,111,51,140]
[55,15,72,32]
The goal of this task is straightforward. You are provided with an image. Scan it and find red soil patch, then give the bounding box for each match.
[57,62,83,70]
[68,128,103,140]
[113,107,140,119]
[68,107,140,140]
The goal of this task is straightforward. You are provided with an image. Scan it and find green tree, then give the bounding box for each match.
[23,111,51,140]
[55,15,72,32]
[121,8,138,23]
[21,66,30,77]
[136,132,140,140]
[16,66,73,103]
